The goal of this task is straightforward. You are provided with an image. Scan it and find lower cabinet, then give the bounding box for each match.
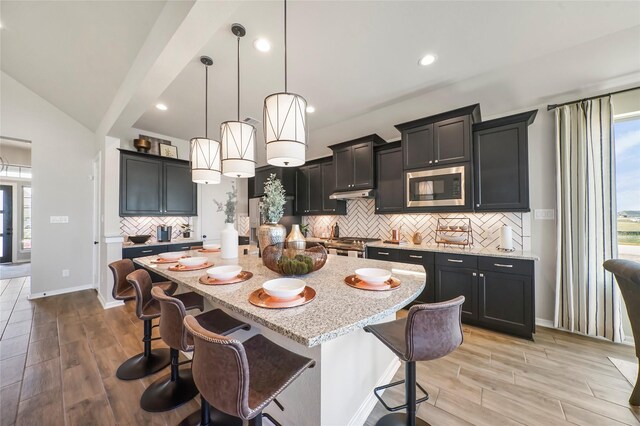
[435,265,478,321]
[398,250,434,304]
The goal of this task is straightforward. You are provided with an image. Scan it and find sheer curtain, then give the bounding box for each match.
[554,96,623,342]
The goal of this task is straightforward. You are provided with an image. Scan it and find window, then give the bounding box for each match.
[22,186,31,251]
[614,115,640,262]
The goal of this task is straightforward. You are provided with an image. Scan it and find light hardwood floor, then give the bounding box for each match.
[0,276,638,426]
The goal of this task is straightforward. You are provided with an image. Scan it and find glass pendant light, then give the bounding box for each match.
[263,0,307,167]
[221,24,256,178]
[190,56,221,184]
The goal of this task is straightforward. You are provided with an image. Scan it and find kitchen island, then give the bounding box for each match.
[135,249,426,425]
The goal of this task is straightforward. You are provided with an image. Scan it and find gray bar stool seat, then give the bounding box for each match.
[109,258,176,301]
[365,296,465,426]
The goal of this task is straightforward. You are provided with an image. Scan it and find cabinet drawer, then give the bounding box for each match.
[478,257,532,276]
[367,247,400,261]
[435,253,477,269]
[122,245,168,259]
[399,250,434,265]
[167,242,202,252]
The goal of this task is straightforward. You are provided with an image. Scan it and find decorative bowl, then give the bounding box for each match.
[203,243,221,250]
[262,242,327,276]
[129,235,151,244]
[440,235,467,243]
[262,278,306,300]
[160,251,186,260]
[133,138,151,153]
[355,268,392,285]
[178,256,208,267]
[207,265,242,281]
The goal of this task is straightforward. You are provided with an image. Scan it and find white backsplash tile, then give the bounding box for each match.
[120,216,191,242]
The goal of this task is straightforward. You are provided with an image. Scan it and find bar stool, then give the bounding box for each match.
[364,296,465,426]
[183,314,316,426]
[109,263,178,380]
[144,287,251,414]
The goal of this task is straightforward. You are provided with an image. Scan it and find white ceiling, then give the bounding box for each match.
[0,0,166,131]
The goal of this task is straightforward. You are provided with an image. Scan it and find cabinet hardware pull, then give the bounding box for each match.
[476,204,480,207]
[494,263,513,268]
[480,273,484,277]
[378,252,389,255]
[447,259,463,263]
[409,255,423,259]
[472,272,477,276]
[142,250,152,253]
[434,160,439,163]
[429,160,433,164]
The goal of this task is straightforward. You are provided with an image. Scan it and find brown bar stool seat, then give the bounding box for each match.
[108,258,175,301]
[183,314,316,426]
[364,296,465,426]
[143,287,251,415]
[116,269,200,381]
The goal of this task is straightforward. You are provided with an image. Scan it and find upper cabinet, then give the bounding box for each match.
[120,150,197,217]
[253,166,296,198]
[375,143,404,214]
[296,159,346,216]
[396,104,481,170]
[473,110,537,212]
[329,134,385,192]
[321,161,347,215]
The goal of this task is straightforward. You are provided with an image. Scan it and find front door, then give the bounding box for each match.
[0,185,13,263]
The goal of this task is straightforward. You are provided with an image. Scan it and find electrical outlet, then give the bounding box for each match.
[62,269,70,277]
[534,209,555,220]
[50,216,69,224]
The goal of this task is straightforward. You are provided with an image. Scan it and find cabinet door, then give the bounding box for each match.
[352,142,373,189]
[399,250,435,304]
[478,270,533,338]
[474,122,529,211]
[254,168,271,197]
[167,241,203,251]
[308,164,323,214]
[163,162,197,216]
[367,247,400,262]
[403,123,434,169]
[433,115,471,165]
[334,146,353,191]
[122,245,167,259]
[375,147,404,213]
[120,154,163,216]
[321,161,345,214]
[435,265,478,321]
[295,167,310,215]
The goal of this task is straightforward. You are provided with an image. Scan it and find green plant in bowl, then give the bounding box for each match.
[262,243,327,276]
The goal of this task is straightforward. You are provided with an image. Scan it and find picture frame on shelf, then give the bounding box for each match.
[159,143,178,159]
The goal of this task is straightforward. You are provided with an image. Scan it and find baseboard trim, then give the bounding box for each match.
[28,283,94,300]
[349,357,401,426]
[97,292,124,310]
[535,318,554,328]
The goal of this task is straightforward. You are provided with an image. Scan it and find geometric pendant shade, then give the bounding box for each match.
[221,120,256,178]
[264,92,307,167]
[190,137,221,184]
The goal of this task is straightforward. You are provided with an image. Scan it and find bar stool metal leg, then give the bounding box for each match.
[375,362,430,426]
[116,319,170,380]
[178,396,243,426]
[140,348,198,412]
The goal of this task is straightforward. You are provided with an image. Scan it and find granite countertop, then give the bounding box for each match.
[366,241,539,261]
[123,238,203,248]
[135,250,425,347]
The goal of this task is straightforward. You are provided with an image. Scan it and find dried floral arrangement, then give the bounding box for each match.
[214,183,237,224]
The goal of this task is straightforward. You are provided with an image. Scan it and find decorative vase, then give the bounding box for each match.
[412,232,423,245]
[286,224,306,250]
[220,222,239,259]
[258,222,286,256]
[133,138,151,153]
[182,231,191,238]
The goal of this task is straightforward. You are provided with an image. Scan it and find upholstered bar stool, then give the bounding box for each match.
[108,260,178,380]
[144,287,251,414]
[183,314,316,426]
[603,259,640,406]
[364,296,465,426]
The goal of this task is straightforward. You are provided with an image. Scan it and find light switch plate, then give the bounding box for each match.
[50,216,69,224]
[534,209,555,220]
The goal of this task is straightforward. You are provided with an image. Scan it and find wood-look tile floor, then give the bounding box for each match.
[0,277,638,426]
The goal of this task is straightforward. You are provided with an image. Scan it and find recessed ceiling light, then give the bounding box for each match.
[155,103,168,111]
[306,105,315,113]
[254,38,271,52]
[418,54,437,66]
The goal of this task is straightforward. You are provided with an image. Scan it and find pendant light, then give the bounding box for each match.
[263,0,307,167]
[221,24,256,178]
[190,56,221,184]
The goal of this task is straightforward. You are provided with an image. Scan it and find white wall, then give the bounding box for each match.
[0,72,95,296]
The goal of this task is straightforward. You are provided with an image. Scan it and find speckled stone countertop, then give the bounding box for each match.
[135,250,425,347]
[367,241,539,261]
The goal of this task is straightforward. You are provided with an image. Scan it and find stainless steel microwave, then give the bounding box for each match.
[405,165,467,208]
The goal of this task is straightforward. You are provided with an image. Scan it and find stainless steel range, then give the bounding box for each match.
[324,237,381,258]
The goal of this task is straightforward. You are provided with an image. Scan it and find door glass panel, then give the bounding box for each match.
[0,190,3,211]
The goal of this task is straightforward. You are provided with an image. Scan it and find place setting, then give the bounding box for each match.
[249,278,316,309]
[198,243,222,253]
[344,268,401,291]
[151,251,189,264]
[168,256,213,271]
[199,265,253,285]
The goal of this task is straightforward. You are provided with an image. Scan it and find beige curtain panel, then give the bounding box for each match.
[554,96,623,342]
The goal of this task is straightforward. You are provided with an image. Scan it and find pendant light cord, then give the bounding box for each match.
[284,0,287,93]
[205,64,209,138]
[237,35,241,121]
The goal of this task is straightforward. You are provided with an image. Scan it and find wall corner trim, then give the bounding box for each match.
[535,318,555,328]
[348,357,401,426]
[97,292,124,310]
[28,283,94,300]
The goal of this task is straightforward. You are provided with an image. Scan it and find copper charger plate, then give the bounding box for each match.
[344,275,401,291]
[249,287,316,309]
[199,271,253,286]
[151,256,190,264]
[168,262,214,272]
[198,249,221,253]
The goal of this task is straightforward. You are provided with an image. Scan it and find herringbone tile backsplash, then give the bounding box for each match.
[304,199,530,250]
[120,216,191,242]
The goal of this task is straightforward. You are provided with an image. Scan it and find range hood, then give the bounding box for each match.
[329,189,374,200]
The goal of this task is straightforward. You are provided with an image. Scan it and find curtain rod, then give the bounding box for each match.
[547,85,640,111]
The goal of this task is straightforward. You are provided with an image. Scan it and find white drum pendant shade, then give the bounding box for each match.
[264,92,307,167]
[221,121,256,178]
[190,137,221,184]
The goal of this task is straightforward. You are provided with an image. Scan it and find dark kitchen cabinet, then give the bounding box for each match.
[329,134,385,192]
[296,160,346,216]
[435,265,478,322]
[254,166,296,197]
[375,144,404,214]
[321,161,346,215]
[120,150,196,217]
[396,104,481,170]
[367,246,401,262]
[399,250,435,304]
[473,110,537,212]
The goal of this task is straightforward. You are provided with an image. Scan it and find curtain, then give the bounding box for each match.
[554,96,623,342]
